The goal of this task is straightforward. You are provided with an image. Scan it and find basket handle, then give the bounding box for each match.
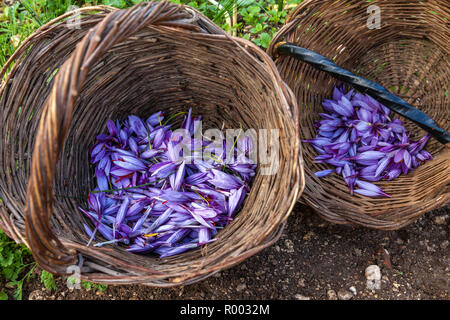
[275,43,450,145]
[25,0,216,274]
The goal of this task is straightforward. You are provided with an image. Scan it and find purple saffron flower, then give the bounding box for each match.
[227,186,246,217]
[157,243,198,258]
[314,169,335,178]
[128,115,148,138]
[303,85,433,199]
[354,179,391,198]
[82,109,255,257]
[375,156,392,178]
[114,197,130,233]
[112,155,147,171]
[147,111,164,127]
[170,161,186,191]
[208,169,243,190]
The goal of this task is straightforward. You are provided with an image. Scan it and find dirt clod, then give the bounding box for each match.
[337,289,353,300]
[28,290,46,300]
[327,290,338,300]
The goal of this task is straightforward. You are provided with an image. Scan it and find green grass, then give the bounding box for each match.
[0,0,304,74]
[0,229,107,300]
[0,230,36,300]
[0,0,303,299]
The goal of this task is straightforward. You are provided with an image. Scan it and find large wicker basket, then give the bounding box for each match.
[268,0,450,230]
[0,1,303,285]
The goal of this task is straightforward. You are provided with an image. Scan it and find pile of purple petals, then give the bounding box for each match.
[304,85,433,198]
[80,109,256,257]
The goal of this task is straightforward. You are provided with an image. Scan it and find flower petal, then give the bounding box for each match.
[314,169,334,178]
[228,186,246,217]
[209,169,243,190]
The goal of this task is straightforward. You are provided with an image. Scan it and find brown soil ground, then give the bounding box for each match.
[2,204,449,300]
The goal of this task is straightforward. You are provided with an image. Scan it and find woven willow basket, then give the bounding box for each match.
[268,0,450,230]
[0,1,303,285]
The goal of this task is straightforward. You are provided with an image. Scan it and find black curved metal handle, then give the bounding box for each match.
[276,43,450,145]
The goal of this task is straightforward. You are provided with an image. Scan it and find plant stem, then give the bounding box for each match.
[232,1,238,36]
[278,0,285,13]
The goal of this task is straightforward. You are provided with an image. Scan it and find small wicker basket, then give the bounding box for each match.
[0,1,303,286]
[268,0,450,230]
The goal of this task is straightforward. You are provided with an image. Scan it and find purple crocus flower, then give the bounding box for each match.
[228,186,246,217]
[208,169,244,190]
[80,108,256,257]
[304,85,433,198]
[314,169,335,178]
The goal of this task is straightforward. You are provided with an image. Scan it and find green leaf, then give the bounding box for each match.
[80,280,108,292]
[41,270,57,292]
[0,291,8,300]
[3,266,19,281]
[81,280,92,290]
[102,0,127,8]
[0,231,35,300]
[94,283,108,292]
[3,251,15,267]
[258,32,272,48]
[13,281,23,300]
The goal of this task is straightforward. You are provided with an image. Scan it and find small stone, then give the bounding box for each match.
[337,289,353,300]
[236,283,247,292]
[297,278,306,287]
[349,286,357,296]
[96,291,103,296]
[440,240,449,250]
[354,248,362,256]
[28,290,45,300]
[129,296,139,300]
[365,265,381,290]
[327,290,337,300]
[295,294,310,300]
[434,215,448,225]
[11,35,21,48]
[302,231,315,241]
[284,239,295,253]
